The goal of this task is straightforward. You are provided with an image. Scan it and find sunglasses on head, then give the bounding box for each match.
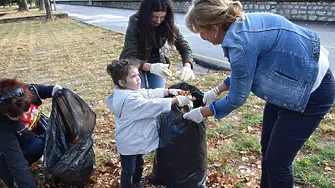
[0,88,25,104]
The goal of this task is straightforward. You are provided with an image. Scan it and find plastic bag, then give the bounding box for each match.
[51,133,95,186]
[151,82,207,188]
[43,88,96,186]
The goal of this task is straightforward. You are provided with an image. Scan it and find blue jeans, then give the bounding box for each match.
[23,135,44,165]
[141,72,166,89]
[120,154,144,188]
[260,69,335,188]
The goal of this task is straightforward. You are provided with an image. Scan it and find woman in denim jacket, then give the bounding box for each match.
[183,0,335,187]
[119,0,196,89]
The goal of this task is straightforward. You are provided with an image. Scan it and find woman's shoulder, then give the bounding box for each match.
[0,115,20,132]
[129,13,138,23]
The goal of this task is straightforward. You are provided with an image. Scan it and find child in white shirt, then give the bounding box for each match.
[106,59,191,188]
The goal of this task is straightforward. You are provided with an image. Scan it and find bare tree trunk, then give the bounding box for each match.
[39,0,45,11]
[17,0,29,11]
[44,0,54,21]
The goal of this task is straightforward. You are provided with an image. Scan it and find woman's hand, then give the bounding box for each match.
[183,107,205,123]
[180,63,195,80]
[203,83,229,105]
[52,85,62,96]
[149,63,172,78]
[203,87,219,105]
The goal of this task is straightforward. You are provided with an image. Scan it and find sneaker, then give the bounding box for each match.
[131,181,143,188]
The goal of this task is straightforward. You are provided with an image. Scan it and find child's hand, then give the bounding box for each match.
[176,96,192,107]
[168,89,182,96]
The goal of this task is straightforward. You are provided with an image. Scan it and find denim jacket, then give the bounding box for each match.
[210,13,321,119]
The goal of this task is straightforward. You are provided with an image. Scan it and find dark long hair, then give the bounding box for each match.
[0,79,31,118]
[136,0,176,50]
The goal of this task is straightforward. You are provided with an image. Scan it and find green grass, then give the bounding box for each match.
[234,133,261,154]
[304,134,322,152]
[294,146,335,187]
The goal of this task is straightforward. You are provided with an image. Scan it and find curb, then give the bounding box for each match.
[193,56,230,71]
[0,13,68,23]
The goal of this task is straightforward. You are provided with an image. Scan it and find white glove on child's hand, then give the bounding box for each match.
[181,66,195,80]
[150,63,172,78]
[203,88,218,105]
[176,96,191,107]
[52,85,62,97]
[183,107,205,123]
[168,89,182,96]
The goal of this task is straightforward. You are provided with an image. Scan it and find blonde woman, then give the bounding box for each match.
[183,0,335,187]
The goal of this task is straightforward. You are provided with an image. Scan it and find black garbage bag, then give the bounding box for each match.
[32,113,49,138]
[51,132,95,186]
[151,82,207,188]
[43,88,96,186]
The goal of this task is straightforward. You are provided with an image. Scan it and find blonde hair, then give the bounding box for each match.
[185,0,243,33]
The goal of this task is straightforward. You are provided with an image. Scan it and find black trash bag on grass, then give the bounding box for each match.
[51,132,95,186]
[43,88,96,186]
[150,82,207,188]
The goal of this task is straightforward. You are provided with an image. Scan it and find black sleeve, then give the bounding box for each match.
[0,130,37,188]
[31,84,54,99]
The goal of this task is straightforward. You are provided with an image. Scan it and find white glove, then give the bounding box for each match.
[52,85,62,96]
[203,87,219,105]
[183,107,205,123]
[176,96,191,107]
[149,63,172,78]
[181,66,195,80]
[169,89,182,96]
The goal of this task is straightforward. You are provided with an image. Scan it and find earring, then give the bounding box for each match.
[214,35,217,38]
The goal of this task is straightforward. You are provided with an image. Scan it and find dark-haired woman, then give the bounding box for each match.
[0,79,38,188]
[119,0,196,89]
[0,79,61,188]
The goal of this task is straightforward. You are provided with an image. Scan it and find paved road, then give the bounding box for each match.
[56,4,335,73]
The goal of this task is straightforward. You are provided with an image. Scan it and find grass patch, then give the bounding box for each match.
[294,146,335,187]
[233,133,261,155]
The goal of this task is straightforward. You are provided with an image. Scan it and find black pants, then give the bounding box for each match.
[260,69,335,188]
[0,156,14,188]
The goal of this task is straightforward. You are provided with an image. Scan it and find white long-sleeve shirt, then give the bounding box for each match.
[106,88,173,155]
